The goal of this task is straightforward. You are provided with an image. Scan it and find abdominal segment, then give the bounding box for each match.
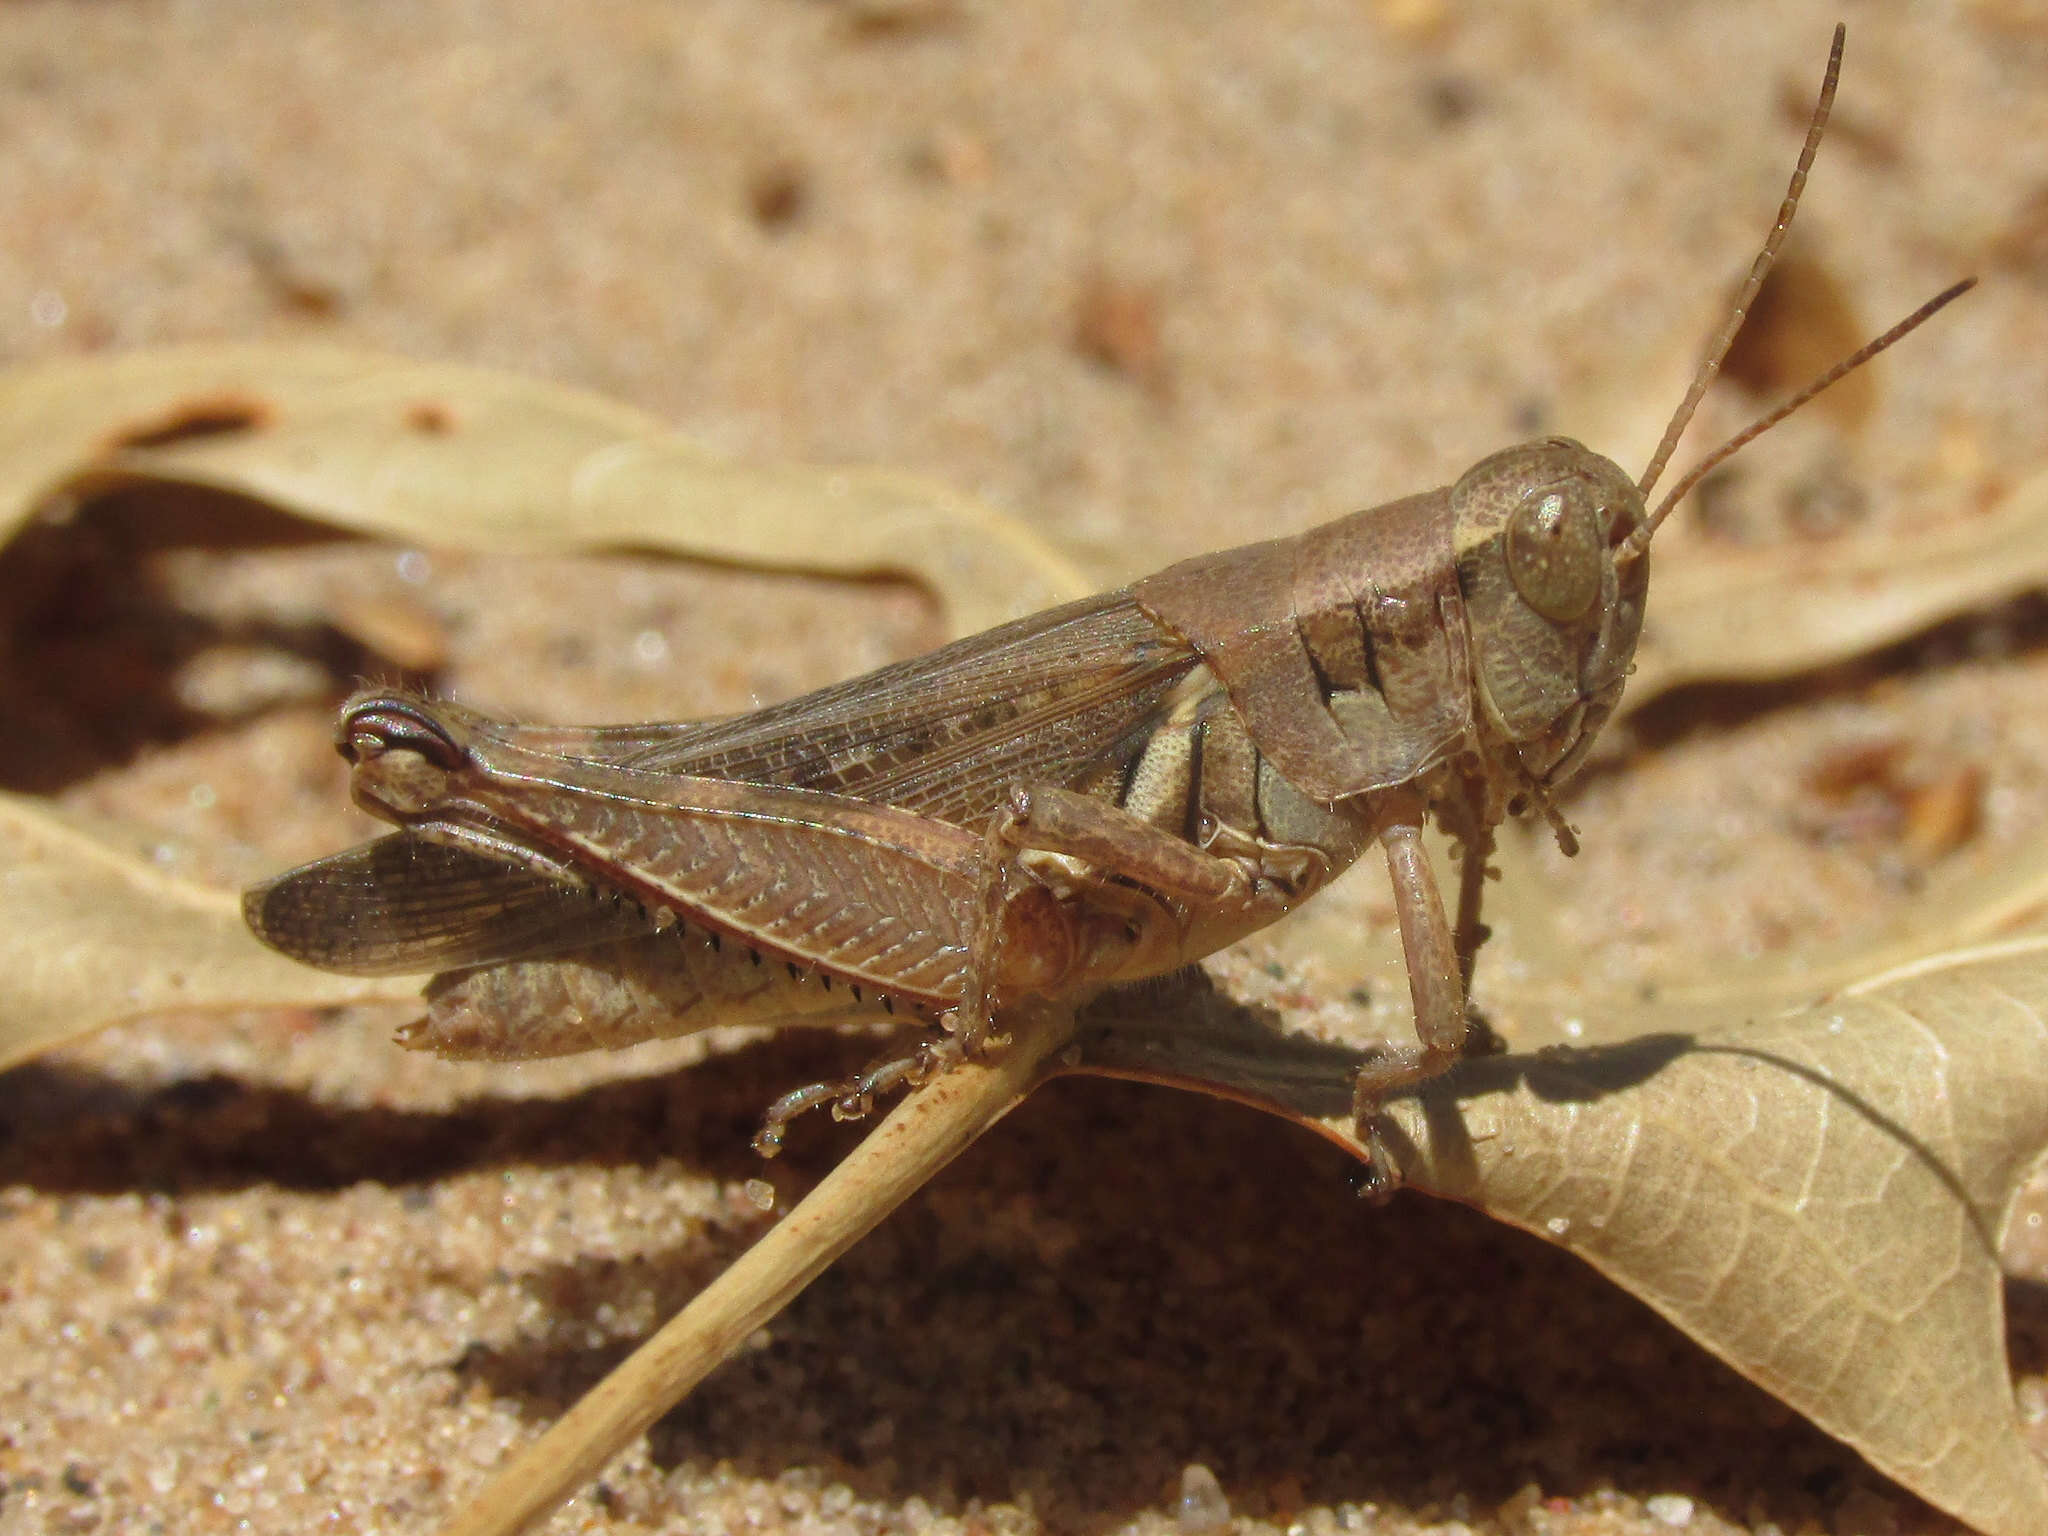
[405,928,894,1060]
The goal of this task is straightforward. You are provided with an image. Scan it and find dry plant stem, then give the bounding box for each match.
[439,1006,1077,1536]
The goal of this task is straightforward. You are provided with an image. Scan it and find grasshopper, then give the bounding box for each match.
[246,27,1969,1190]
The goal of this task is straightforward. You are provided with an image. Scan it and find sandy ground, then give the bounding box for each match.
[1,3,2047,1534]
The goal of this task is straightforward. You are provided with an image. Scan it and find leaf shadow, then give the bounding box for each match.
[1068,972,1695,1158]
[2004,1276,2048,1378]
[0,1029,880,1196]
[0,483,420,794]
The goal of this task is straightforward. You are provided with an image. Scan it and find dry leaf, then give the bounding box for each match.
[446,940,2048,1536]
[0,345,1091,631]
[1629,468,2048,704]
[1389,943,2048,1536]
[1076,942,2048,1536]
[0,793,413,1073]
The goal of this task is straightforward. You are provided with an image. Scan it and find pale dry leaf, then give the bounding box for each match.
[0,343,1091,633]
[1384,941,2048,1536]
[1624,468,2048,710]
[0,793,414,1072]
[1079,944,2048,1536]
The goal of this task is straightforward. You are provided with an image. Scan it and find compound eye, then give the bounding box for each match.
[1506,487,1604,623]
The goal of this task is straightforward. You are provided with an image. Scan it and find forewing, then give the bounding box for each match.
[597,591,1201,825]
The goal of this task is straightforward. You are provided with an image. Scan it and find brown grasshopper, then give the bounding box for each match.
[245,27,1970,1190]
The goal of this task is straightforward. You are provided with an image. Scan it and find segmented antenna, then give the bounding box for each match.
[1629,277,1973,552]
[1618,24,1973,560]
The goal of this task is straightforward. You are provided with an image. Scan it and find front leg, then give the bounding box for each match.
[1350,789,1469,1197]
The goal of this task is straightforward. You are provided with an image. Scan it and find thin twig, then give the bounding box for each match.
[439,1009,1077,1536]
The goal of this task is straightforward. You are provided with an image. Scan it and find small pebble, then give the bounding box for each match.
[1178,1464,1231,1535]
[1646,1492,1695,1526]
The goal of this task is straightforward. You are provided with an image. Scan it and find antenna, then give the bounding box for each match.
[1629,278,1973,551]
[1617,24,1973,560]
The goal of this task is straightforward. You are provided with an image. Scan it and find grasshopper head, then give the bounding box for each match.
[1450,438,1648,788]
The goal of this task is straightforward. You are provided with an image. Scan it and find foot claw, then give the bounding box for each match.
[1350,1116,1405,1203]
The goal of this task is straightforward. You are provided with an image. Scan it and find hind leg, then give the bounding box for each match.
[754,783,1249,1154]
